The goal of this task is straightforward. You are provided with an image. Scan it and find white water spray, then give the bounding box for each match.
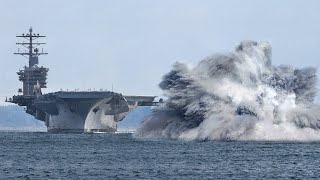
[135,41,320,140]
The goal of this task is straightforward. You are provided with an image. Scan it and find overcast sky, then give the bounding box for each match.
[0,0,320,105]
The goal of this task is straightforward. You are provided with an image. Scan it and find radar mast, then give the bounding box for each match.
[14,27,49,95]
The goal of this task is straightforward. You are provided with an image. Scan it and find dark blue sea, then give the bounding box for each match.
[1,132,320,179]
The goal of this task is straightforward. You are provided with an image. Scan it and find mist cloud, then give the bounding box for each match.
[135,41,320,141]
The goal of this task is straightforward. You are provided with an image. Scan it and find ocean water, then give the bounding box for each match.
[0,132,320,179]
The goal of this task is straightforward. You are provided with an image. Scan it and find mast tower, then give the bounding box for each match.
[14,27,49,95]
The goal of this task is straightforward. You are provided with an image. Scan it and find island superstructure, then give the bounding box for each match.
[6,28,156,133]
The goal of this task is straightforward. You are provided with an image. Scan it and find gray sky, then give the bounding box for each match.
[1,0,320,105]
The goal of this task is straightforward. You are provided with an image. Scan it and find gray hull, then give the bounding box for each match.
[46,97,123,133]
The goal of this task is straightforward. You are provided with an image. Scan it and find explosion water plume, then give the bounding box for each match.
[135,41,320,141]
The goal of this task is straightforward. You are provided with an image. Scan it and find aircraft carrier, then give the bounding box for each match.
[6,27,157,133]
